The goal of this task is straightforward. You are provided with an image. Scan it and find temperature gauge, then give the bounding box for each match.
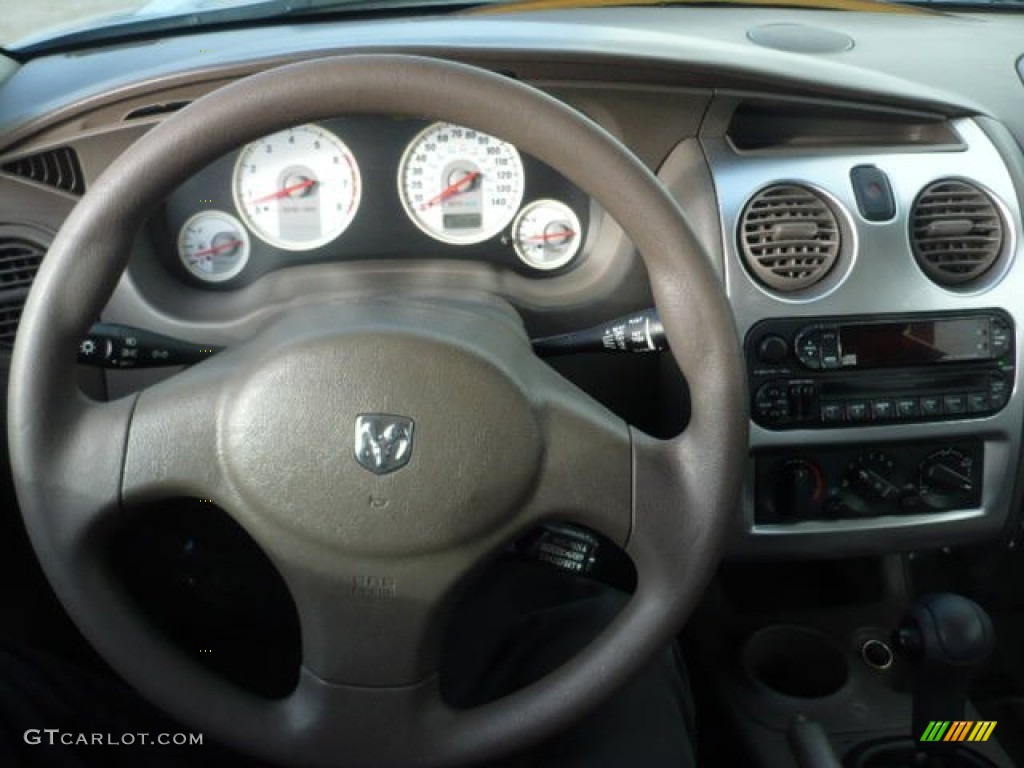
[511,199,582,271]
[178,210,250,283]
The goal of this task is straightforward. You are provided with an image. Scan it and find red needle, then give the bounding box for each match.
[420,171,481,210]
[525,229,576,242]
[250,178,316,205]
[190,239,242,259]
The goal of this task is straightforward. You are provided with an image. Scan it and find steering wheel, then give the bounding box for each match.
[7,55,746,767]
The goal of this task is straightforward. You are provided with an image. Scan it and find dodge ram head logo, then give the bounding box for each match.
[354,414,415,475]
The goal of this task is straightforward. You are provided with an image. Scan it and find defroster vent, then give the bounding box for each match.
[910,179,1003,287]
[739,184,841,293]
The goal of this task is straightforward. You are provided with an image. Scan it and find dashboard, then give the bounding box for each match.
[1,6,1024,561]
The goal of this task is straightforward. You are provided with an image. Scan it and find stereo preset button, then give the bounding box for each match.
[943,394,967,415]
[967,392,991,413]
[872,399,895,420]
[820,403,844,423]
[920,396,943,416]
[896,397,920,418]
[845,400,870,422]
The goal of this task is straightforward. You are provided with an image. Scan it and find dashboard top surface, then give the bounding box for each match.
[1,8,1023,147]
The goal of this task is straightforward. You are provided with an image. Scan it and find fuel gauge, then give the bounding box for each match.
[511,199,581,271]
[178,210,250,283]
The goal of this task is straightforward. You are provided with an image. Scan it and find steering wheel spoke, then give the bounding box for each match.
[121,353,233,507]
[518,364,633,546]
[276,542,497,689]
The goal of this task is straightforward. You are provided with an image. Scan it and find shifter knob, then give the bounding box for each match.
[895,593,995,755]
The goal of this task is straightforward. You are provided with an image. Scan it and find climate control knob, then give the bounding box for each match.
[919,448,976,509]
[842,452,900,505]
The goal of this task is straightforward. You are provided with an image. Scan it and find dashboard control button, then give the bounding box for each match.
[845,400,870,422]
[821,402,844,423]
[872,399,895,420]
[943,394,967,415]
[820,330,840,369]
[990,318,1011,357]
[757,334,790,365]
[850,165,896,222]
[989,374,1009,407]
[967,392,991,413]
[795,330,822,369]
[920,396,944,416]
[755,382,791,424]
[896,397,920,419]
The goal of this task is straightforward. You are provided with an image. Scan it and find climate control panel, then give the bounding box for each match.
[754,439,983,524]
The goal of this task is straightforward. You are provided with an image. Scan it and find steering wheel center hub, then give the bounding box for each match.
[221,302,544,556]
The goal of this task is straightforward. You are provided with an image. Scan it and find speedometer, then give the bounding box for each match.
[232,124,361,251]
[397,122,525,245]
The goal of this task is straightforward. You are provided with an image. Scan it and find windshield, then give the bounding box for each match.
[1,0,291,49]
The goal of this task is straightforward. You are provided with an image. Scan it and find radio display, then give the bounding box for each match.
[840,317,992,367]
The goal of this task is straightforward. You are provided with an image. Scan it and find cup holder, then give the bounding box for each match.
[743,625,850,699]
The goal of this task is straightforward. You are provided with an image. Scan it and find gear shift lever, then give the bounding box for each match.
[894,594,995,759]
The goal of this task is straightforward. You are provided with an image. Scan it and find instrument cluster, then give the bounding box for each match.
[161,117,591,287]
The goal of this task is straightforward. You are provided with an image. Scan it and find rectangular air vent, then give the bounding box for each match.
[123,100,191,121]
[1,146,85,195]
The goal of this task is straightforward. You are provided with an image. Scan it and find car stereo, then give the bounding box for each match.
[746,311,1014,429]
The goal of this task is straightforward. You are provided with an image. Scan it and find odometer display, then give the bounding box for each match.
[398,122,525,245]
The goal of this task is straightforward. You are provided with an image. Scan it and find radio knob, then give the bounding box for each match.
[757,334,790,364]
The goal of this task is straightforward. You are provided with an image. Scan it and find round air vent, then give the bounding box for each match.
[910,180,1003,287]
[738,184,841,293]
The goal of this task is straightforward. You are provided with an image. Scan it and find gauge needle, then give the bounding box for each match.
[420,171,481,210]
[525,229,576,242]
[250,178,317,204]
[190,239,242,259]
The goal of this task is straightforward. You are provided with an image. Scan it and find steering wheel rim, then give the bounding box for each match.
[7,55,747,767]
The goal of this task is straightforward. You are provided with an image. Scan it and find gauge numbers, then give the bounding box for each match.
[178,210,250,283]
[512,199,581,271]
[233,124,361,251]
[398,122,525,245]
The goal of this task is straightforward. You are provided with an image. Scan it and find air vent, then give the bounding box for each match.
[0,237,45,292]
[910,180,1003,287]
[0,299,20,347]
[0,228,49,348]
[1,146,85,195]
[738,184,841,292]
[123,100,191,121]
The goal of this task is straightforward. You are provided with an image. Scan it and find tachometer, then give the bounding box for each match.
[178,210,250,283]
[232,124,361,251]
[398,122,525,245]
